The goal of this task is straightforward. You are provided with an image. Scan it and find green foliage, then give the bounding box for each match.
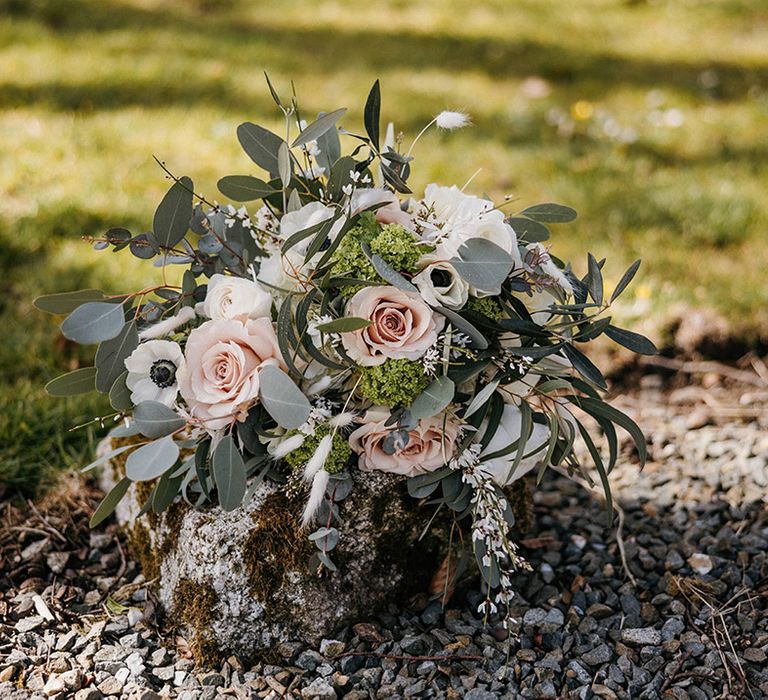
[282,425,351,475]
[358,359,429,408]
[467,296,504,321]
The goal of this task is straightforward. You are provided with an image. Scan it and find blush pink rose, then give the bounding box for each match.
[349,409,459,477]
[177,317,284,430]
[341,286,443,366]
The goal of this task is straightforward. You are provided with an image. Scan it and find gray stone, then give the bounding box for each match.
[301,677,337,700]
[200,672,224,687]
[319,639,345,658]
[464,691,499,700]
[152,666,175,682]
[99,437,449,660]
[621,628,662,646]
[15,616,44,633]
[296,650,324,671]
[581,644,612,666]
[74,689,103,700]
[399,636,426,655]
[540,608,565,633]
[523,608,547,626]
[96,676,123,695]
[661,618,685,641]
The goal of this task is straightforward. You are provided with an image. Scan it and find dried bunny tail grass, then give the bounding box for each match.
[301,469,330,529]
[271,433,305,459]
[138,306,195,340]
[435,110,472,130]
[302,433,333,482]
[329,411,356,429]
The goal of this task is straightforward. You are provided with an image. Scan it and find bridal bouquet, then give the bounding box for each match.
[38,80,655,623]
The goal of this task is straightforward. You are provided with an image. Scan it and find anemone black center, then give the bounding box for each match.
[150,359,177,388]
[430,268,452,288]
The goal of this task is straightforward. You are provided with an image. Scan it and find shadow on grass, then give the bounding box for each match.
[2,0,767,110]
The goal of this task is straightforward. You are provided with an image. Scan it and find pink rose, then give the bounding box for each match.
[351,188,415,230]
[341,286,443,366]
[349,409,459,477]
[177,317,284,430]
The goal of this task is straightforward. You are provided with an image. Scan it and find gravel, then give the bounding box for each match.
[1,377,767,698]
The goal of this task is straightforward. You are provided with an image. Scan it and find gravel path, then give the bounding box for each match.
[1,372,767,699]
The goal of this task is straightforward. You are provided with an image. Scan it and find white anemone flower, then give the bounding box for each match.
[124,339,185,408]
[412,256,469,309]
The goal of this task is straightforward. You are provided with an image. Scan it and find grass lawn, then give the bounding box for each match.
[1,0,767,491]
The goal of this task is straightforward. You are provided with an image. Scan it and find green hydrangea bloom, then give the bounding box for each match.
[369,224,422,275]
[281,425,351,475]
[331,214,421,297]
[467,296,505,321]
[358,358,429,407]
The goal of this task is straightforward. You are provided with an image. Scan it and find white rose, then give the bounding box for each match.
[421,184,522,297]
[412,256,469,309]
[280,202,345,264]
[197,274,272,321]
[479,404,550,486]
[257,244,306,294]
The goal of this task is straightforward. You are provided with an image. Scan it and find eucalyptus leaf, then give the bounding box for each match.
[278,142,291,188]
[315,118,342,172]
[90,477,131,528]
[315,317,371,333]
[258,365,311,429]
[507,217,550,243]
[212,434,247,511]
[134,401,186,438]
[217,175,274,202]
[153,177,193,249]
[451,239,514,291]
[81,443,137,473]
[463,380,500,419]
[45,367,97,396]
[604,325,657,355]
[587,253,604,305]
[34,289,108,315]
[125,436,180,481]
[95,321,138,393]
[520,202,577,223]
[109,371,133,411]
[292,108,347,148]
[237,122,284,176]
[61,302,126,345]
[610,259,642,303]
[562,343,607,390]
[363,80,381,150]
[410,376,455,419]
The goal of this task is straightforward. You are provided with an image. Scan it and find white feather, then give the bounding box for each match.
[301,469,330,528]
[271,433,305,459]
[302,433,333,482]
[138,306,195,340]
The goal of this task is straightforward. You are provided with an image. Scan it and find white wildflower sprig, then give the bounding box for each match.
[450,444,531,631]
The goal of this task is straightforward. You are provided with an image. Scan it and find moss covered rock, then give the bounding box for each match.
[98,437,448,665]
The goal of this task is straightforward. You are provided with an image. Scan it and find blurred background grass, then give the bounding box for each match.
[1,0,767,492]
